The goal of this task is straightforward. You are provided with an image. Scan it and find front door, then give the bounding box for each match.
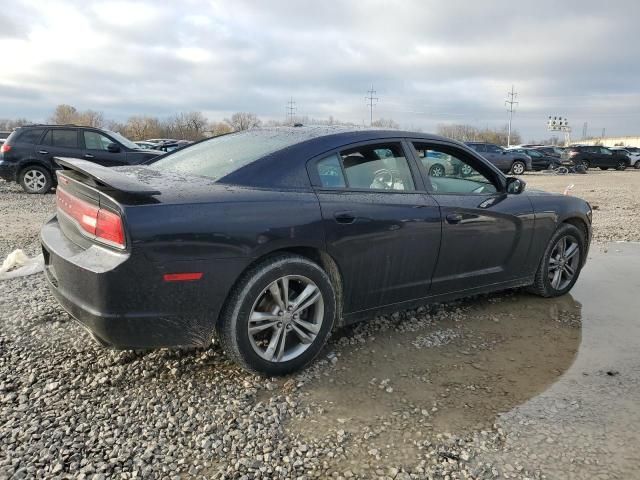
[310,141,442,314]
[410,140,535,295]
[81,131,127,167]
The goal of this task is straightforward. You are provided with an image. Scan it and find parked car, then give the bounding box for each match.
[466,142,532,174]
[135,141,164,151]
[562,145,630,170]
[533,146,564,158]
[41,127,592,375]
[509,148,562,171]
[0,125,161,193]
[414,149,473,177]
[610,147,640,169]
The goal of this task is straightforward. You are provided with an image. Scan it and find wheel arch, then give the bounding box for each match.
[215,246,345,329]
[17,158,55,177]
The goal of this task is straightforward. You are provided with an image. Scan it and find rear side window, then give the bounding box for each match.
[43,129,78,148]
[317,154,346,187]
[15,128,45,144]
[340,143,415,191]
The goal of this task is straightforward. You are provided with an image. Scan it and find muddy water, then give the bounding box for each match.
[290,243,640,477]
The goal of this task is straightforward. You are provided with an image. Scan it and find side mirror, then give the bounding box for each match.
[107,143,120,153]
[506,177,525,194]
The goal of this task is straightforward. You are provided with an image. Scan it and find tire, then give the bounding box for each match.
[616,160,627,171]
[581,160,590,169]
[19,165,53,194]
[216,254,336,376]
[460,164,473,177]
[528,223,585,298]
[429,164,445,177]
[635,162,640,170]
[511,161,526,175]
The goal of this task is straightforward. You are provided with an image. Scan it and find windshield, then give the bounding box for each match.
[149,130,306,181]
[106,130,140,150]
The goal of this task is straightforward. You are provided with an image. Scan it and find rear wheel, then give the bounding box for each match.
[217,254,336,375]
[528,223,585,297]
[19,166,53,194]
[511,161,526,175]
[581,160,590,169]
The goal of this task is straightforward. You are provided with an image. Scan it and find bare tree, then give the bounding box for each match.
[49,104,79,125]
[78,110,105,128]
[0,118,31,130]
[372,118,399,129]
[209,121,233,137]
[224,112,262,132]
[437,123,521,146]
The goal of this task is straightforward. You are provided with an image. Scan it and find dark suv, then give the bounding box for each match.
[562,145,630,170]
[465,142,532,174]
[0,125,161,193]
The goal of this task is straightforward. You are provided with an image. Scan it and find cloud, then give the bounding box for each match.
[0,0,639,139]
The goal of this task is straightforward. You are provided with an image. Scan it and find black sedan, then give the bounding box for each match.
[509,147,562,170]
[41,127,592,375]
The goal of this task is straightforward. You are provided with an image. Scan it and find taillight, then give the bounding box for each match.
[568,150,578,157]
[0,144,11,153]
[56,186,125,248]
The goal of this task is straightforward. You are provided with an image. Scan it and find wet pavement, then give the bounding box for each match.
[290,243,640,478]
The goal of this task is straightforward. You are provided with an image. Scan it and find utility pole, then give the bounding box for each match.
[601,128,606,139]
[582,122,588,140]
[365,85,378,126]
[286,97,296,125]
[505,85,518,147]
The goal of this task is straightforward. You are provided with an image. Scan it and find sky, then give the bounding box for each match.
[1,0,639,140]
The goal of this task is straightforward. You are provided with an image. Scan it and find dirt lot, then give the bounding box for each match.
[1,170,639,479]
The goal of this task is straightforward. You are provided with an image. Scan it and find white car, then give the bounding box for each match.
[611,147,640,169]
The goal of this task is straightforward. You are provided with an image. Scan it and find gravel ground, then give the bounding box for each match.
[1,171,639,479]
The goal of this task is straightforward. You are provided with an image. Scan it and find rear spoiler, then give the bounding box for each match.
[55,157,161,195]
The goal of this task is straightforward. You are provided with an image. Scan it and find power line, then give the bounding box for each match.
[286,97,296,125]
[365,85,378,126]
[505,85,519,147]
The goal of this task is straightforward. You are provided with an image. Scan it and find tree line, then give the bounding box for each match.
[436,123,522,146]
[0,105,403,141]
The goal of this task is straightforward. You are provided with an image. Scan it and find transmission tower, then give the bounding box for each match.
[286,97,296,125]
[365,85,378,126]
[505,85,519,147]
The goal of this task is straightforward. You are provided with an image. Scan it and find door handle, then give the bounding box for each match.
[38,150,49,155]
[445,213,463,224]
[84,154,95,159]
[334,211,356,224]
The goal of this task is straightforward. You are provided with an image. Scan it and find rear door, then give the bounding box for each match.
[36,128,82,167]
[309,140,442,314]
[599,147,616,168]
[409,140,535,294]
[81,130,128,167]
[485,144,509,171]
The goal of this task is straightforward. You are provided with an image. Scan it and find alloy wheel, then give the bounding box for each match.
[548,236,580,290]
[512,162,525,175]
[23,169,47,192]
[248,275,324,363]
[430,165,445,177]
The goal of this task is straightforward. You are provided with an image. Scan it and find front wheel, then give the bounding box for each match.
[635,162,640,169]
[528,224,585,297]
[429,164,445,177]
[511,161,526,175]
[616,160,627,170]
[217,254,336,375]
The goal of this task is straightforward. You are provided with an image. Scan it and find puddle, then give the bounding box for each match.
[288,243,640,476]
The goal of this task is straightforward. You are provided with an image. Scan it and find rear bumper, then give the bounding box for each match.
[41,215,243,349]
[0,159,17,182]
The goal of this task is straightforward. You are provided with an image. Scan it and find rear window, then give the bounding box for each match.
[150,130,305,181]
[15,128,45,144]
[42,129,79,148]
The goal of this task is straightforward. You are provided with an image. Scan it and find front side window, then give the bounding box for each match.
[413,143,497,195]
[486,144,503,154]
[340,143,415,191]
[84,131,113,151]
[49,129,78,149]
